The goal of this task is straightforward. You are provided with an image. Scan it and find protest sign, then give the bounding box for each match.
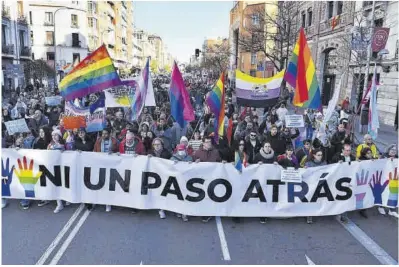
[2,149,397,217]
[281,168,302,183]
[45,96,62,106]
[285,115,305,128]
[4,119,30,135]
[64,101,105,132]
[104,79,137,107]
[62,116,86,130]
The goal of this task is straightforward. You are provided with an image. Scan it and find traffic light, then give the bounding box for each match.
[195,49,200,58]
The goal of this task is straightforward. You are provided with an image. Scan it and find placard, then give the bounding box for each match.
[281,167,302,183]
[285,115,304,128]
[62,116,86,130]
[45,96,62,106]
[4,119,31,135]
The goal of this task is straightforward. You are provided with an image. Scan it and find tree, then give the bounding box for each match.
[238,2,300,71]
[150,59,159,74]
[201,39,230,77]
[24,59,56,84]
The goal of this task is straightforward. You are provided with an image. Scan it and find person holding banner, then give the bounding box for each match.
[148,138,172,219]
[277,145,299,169]
[356,134,380,160]
[93,128,119,213]
[254,141,278,165]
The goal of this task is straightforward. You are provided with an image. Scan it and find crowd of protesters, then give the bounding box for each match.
[1,79,398,223]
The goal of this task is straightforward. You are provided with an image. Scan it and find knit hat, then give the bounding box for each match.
[180,136,188,143]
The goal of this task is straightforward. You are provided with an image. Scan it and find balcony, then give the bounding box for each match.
[17,14,28,25]
[2,44,14,55]
[319,13,350,33]
[20,46,31,57]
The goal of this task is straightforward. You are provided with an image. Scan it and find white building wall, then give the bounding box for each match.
[29,1,88,75]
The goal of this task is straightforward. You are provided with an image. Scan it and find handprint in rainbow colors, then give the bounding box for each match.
[355,169,369,209]
[13,156,42,198]
[387,167,398,207]
[2,158,14,197]
[369,170,389,205]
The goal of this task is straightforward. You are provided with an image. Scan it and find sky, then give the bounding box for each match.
[133,1,233,64]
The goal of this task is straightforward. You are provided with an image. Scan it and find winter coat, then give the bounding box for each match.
[332,153,356,163]
[170,153,193,162]
[193,147,221,163]
[304,160,327,168]
[28,115,49,136]
[245,139,262,164]
[265,132,286,156]
[74,137,95,152]
[277,154,299,168]
[32,137,49,150]
[150,148,172,159]
[119,137,145,155]
[93,137,119,153]
[254,148,276,164]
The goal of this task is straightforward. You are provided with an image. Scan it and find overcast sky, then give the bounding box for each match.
[133,1,233,63]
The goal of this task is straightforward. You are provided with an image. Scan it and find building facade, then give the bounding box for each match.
[229,1,276,79]
[28,1,88,83]
[2,1,31,90]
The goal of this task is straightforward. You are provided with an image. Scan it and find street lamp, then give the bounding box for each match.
[53,6,85,86]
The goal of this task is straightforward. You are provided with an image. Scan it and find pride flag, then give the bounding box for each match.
[206,72,225,142]
[284,28,321,109]
[59,45,121,101]
[169,62,195,128]
[131,58,150,121]
[368,64,379,140]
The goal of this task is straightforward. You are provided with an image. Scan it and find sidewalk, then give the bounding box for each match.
[354,120,398,153]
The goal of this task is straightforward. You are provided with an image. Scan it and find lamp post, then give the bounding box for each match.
[53,6,85,86]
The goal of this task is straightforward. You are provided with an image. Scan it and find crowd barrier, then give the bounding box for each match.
[2,149,397,217]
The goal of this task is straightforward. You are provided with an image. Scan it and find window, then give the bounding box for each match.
[88,17,97,29]
[72,33,80,47]
[73,53,80,63]
[29,11,32,25]
[251,53,257,65]
[88,1,97,14]
[45,12,53,25]
[30,31,33,46]
[308,8,313,26]
[374,18,384,27]
[327,1,334,19]
[301,11,306,28]
[46,52,55,60]
[46,31,54,45]
[19,30,25,48]
[2,25,7,46]
[252,14,259,25]
[17,1,23,16]
[71,14,78,27]
[337,1,343,15]
[363,1,373,7]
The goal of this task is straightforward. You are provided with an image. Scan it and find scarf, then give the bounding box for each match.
[101,138,112,153]
[259,148,275,159]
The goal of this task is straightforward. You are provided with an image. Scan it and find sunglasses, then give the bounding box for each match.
[250,134,257,137]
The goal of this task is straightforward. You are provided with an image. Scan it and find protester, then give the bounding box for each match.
[119,131,145,155]
[189,130,203,152]
[245,130,262,164]
[296,139,312,167]
[356,134,379,159]
[384,144,398,159]
[170,144,193,222]
[254,141,277,164]
[304,149,327,224]
[265,125,286,156]
[277,145,299,168]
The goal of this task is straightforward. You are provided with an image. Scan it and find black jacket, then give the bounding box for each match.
[254,150,276,164]
[151,149,172,159]
[245,139,262,164]
[331,131,351,155]
[265,132,286,156]
[332,153,356,163]
[75,137,95,152]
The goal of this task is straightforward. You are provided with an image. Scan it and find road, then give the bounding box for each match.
[2,200,398,265]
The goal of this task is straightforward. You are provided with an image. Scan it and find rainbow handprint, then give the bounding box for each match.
[387,167,398,207]
[14,156,42,198]
[355,169,369,209]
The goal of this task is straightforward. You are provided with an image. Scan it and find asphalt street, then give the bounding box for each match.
[2,199,398,265]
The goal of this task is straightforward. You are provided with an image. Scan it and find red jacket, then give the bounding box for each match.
[119,137,145,155]
[173,145,194,156]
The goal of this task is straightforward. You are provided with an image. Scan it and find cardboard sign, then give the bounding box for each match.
[281,168,302,183]
[4,119,31,135]
[45,96,62,106]
[62,116,86,130]
[285,115,304,128]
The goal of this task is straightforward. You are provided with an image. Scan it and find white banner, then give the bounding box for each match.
[45,96,63,106]
[285,115,304,128]
[4,119,30,135]
[2,149,397,217]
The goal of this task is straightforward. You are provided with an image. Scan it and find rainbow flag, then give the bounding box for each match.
[169,62,195,128]
[206,72,225,142]
[59,45,121,101]
[284,28,321,109]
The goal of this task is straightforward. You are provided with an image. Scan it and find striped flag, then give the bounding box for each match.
[205,72,225,142]
[284,28,321,109]
[368,64,379,140]
[131,58,150,121]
